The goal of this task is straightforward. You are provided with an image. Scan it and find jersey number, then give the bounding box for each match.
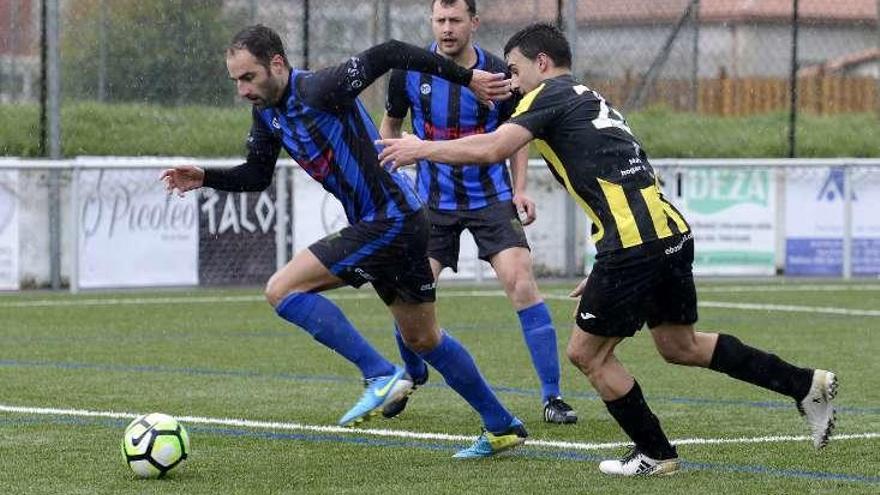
[574,85,633,136]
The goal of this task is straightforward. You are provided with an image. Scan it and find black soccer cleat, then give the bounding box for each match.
[382,369,429,418]
[543,397,578,424]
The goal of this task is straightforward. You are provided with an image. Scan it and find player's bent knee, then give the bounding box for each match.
[566,344,598,375]
[656,342,698,366]
[399,331,440,353]
[264,274,292,308]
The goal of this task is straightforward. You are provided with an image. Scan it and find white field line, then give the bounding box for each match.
[2,290,877,317]
[1,404,878,451]
[698,284,880,293]
[696,301,880,317]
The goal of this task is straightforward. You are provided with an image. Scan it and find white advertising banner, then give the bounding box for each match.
[291,168,349,253]
[0,171,19,290]
[785,167,880,276]
[671,167,776,275]
[77,169,198,288]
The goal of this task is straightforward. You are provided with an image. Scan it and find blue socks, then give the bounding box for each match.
[418,331,513,433]
[518,302,561,402]
[394,324,429,382]
[275,292,395,380]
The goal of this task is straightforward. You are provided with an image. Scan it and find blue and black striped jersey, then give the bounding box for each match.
[386,44,516,211]
[254,68,422,224]
[204,40,475,224]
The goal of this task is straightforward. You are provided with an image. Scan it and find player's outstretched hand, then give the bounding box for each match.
[569,277,588,298]
[160,165,205,197]
[513,193,536,226]
[469,69,513,108]
[376,133,425,170]
[569,277,589,317]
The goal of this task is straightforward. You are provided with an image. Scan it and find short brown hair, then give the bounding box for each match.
[431,0,477,16]
[228,24,290,69]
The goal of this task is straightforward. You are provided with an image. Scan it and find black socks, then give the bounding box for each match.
[709,333,814,401]
[604,381,678,460]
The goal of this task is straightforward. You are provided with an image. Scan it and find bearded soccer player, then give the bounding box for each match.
[161,25,527,458]
[378,23,837,475]
[378,0,576,424]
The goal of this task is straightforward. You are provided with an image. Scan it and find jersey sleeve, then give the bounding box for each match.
[384,69,410,119]
[298,39,471,113]
[496,91,521,123]
[203,108,280,192]
[508,83,566,139]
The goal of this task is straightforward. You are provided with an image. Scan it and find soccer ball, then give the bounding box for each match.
[121,413,190,478]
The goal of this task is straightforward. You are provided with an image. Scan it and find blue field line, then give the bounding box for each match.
[1,415,878,486]
[2,358,879,416]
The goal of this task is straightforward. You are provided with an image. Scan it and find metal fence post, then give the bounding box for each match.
[46,0,62,289]
[842,165,853,279]
[70,165,79,293]
[788,0,800,158]
[275,166,289,271]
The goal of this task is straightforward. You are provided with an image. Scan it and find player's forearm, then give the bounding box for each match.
[360,40,472,88]
[423,133,506,165]
[509,146,530,194]
[203,162,274,192]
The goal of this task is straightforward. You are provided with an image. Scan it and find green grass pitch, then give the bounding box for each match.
[0,280,878,494]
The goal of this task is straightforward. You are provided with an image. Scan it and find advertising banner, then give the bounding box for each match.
[78,169,198,288]
[0,171,19,290]
[671,167,776,275]
[199,186,286,285]
[785,167,880,276]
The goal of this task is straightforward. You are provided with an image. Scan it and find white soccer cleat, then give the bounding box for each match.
[797,369,838,449]
[598,449,680,477]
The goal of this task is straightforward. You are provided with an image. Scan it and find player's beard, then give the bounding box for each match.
[438,41,466,59]
[252,77,285,109]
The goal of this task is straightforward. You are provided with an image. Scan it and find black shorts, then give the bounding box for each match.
[428,201,530,272]
[576,233,698,337]
[308,210,436,306]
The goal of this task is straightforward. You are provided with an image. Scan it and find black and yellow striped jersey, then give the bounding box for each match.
[510,74,689,255]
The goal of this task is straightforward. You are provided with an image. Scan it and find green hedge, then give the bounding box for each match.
[2,101,878,158]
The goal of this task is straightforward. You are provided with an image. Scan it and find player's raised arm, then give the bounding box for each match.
[301,39,511,110]
[377,122,533,169]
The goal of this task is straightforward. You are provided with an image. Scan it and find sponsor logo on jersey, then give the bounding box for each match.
[664,232,694,255]
[420,83,432,95]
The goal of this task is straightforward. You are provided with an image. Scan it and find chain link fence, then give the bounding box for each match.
[2,1,878,113]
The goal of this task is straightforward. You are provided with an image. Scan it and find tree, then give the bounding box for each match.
[62,0,237,106]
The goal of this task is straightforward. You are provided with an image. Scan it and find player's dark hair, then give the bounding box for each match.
[431,0,477,17]
[228,24,290,69]
[503,23,571,69]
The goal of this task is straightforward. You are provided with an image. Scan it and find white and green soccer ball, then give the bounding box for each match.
[121,412,190,478]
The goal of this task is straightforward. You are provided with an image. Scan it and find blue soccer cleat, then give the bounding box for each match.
[453,417,528,459]
[338,367,413,427]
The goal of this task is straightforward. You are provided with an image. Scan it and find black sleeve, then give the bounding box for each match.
[298,39,472,112]
[203,108,281,192]
[509,85,566,139]
[497,91,522,123]
[384,69,410,119]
